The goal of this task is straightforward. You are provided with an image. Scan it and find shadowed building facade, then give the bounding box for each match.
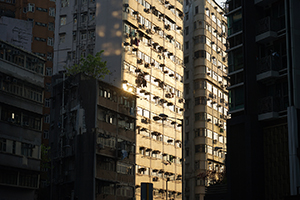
[226,0,300,199]
[0,40,45,199]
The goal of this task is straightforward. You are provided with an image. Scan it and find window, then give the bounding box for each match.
[195,6,198,14]
[89,12,95,21]
[47,53,53,61]
[207,146,213,154]
[12,141,16,154]
[228,47,243,72]
[185,99,190,109]
[73,31,77,41]
[184,84,189,95]
[184,133,189,144]
[81,14,87,23]
[212,14,216,23]
[228,10,242,36]
[195,128,206,137]
[47,37,54,46]
[186,148,189,157]
[194,50,205,59]
[48,22,54,31]
[73,14,77,24]
[49,7,55,17]
[185,117,189,125]
[205,9,210,16]
[195,160,200,169]
[185,70,189,80]
[184,56,189,64]
[195,144,206,153]
[0,139,6,152]
[117,163,133,175]
[89,30,95,40]
[45,99,51,107]
[195,97,206,105]
[43,130,49,139]
[229,86,244,110]
[59,34,66,44]
[185,41,189,49]
[185,26,189,35]
[195,112,206,121]
[21,143,34,157]
[28,3,35,12]
[61,0,69,7]
[185,12,189,21]
[35,22,47,27]
[44,114,50,124]
[60,16,67,25]
[81,31,87,40]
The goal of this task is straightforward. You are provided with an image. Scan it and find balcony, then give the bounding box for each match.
[256,55,280,81]
[256,16,278,43]
[258,96,280,120]
[255,0,278,6]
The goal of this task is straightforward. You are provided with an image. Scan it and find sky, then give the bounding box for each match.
[214,0,225,8]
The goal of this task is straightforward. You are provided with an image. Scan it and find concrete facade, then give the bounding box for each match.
[50,73,137,200]
[0,40,45,200]
[226,0,300,199]
[53,0,184,199]
[183,1,228,200]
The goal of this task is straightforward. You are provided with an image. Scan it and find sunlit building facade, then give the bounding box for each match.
[53,0,184,199]
[183,0,228,200]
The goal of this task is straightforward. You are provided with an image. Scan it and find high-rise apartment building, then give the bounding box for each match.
[226,0,300,199]
[50,73,137,200]
[53,0,184,199]
[0,40,45,199]
[0,0,56,145]
[183,0,228,200]
[0,3,56,196]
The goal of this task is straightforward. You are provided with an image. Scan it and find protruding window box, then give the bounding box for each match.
[256,16,278,43]
[256,55,280,81]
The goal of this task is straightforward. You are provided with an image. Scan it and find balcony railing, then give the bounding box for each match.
[256,16,280,35]
[257,55,280,74]
[258,96,280,114]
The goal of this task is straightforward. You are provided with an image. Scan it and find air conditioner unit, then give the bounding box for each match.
[213,140,217,144]
[137,59,143,64]
[178,98,184,103]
